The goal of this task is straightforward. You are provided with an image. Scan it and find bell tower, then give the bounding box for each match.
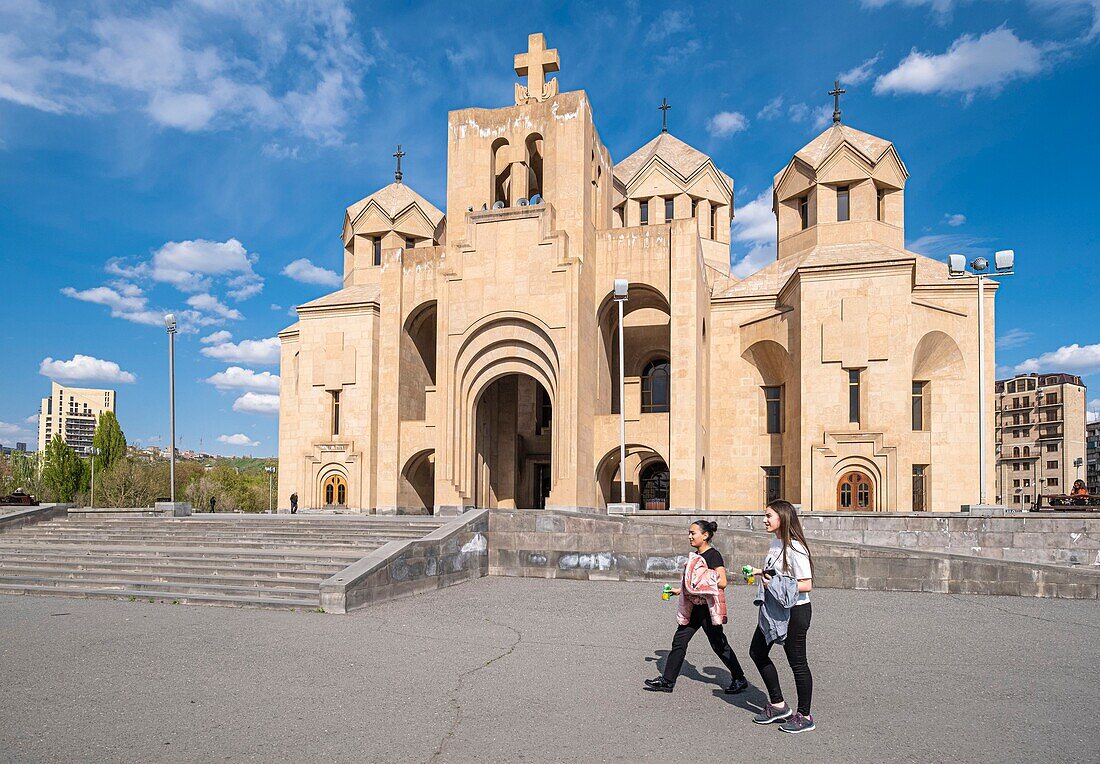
[772,103,909,259]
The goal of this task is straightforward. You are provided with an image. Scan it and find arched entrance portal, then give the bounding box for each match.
[473,373,552,509]
[837,471,874,510]
[322,474,348,508]
[640,460,670,511]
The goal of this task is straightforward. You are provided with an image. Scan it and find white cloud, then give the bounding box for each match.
[24,414,38,425]
[840,55,881,86]
[943,213,967,227]
[282,258,342,287]
[1088,399,1100,424]
[786,103,832,130]
[787,103,810,123]
[232,392,280,415]
[262,142,300,160]
[149,238,258,293]
[874,28,1045,99]
[732,189,776,245]
[39,354,137,384]
[201,330,232,345]
[907,233,991,259]
[860,0,959,21]
[186,293,243,321]
[226,274,264,301]
[811,105,833,130]
[757,96,783,120]
[1013,343,1100,375]
[0,2,371,145]
[205,367,281,393]
[997,328,1034,350]
[200,337,280,365]
[60,284,163,325]
[706,111,749,138]
[645,9,693,44]
[217,433,260,447]
[1029,0,1100,41]
[731,244,776,279]
[0,420,37,446]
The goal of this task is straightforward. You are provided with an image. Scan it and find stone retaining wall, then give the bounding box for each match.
[0,504,70,532]
[321,508,489,614]
[636,511,1100,568]
[488,510,1100,599]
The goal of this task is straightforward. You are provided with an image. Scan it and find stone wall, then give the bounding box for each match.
[320,508,489,613]
[635,511,1100,568]
[488,509,1100,599]
[0,504,70,532]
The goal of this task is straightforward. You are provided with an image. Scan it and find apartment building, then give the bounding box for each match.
[995,372,1087,508]
[1087,420,1100,495]
[38,381,116,454]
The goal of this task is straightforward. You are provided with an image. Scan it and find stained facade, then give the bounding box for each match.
[277,33,995,514]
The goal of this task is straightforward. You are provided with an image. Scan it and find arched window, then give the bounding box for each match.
[640,461,670,511]
[323,474,348,507]
[642,359,670,413]
[1013,446,1020,457]
[491,138,511,206]
[526,133,544,200]
[1023,446,1030,456]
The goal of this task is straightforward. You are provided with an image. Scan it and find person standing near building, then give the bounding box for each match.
[290,492,298,514]
[643,520,749,695]
[747,499,815,734]
[209,496,216,513]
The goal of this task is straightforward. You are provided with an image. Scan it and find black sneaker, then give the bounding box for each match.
[643,677,675,693]
[725,677,749,694]
[752,702,793,724]
[779,712,816,734]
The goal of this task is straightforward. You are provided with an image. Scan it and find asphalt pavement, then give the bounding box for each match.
[1,578,1097,763]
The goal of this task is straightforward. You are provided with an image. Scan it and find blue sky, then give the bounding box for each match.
[2,0,1098,455]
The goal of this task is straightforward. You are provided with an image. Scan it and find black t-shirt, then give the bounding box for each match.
[700,547,724,570]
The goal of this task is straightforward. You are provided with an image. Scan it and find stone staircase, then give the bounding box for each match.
[0,514,446,610]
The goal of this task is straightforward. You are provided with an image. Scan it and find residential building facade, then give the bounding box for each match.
[37,381,116,455]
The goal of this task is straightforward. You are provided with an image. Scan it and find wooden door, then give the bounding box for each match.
[837,471,874,510]
[323,474,348,507]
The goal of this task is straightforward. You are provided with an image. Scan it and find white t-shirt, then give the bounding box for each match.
[763,538,812,605]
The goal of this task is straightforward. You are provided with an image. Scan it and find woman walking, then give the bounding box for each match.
[748,499,815,733]
[643,520,749,694]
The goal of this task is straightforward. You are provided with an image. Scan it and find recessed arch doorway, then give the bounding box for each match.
[322,474,348,508]
[473,372,553,509]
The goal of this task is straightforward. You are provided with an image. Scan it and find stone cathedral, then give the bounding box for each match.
[277,33,994,514]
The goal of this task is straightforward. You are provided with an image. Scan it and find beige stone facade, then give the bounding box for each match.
[994,372,1088,507]
[38,381,116,454]
[278,33,996,514]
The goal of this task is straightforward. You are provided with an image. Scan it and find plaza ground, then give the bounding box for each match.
[1,578,1097,763]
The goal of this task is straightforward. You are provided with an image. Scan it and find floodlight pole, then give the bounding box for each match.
[89,447,100,509]
[165,314,177,503]
[977,273,987,505]
[613,280,629,506]
[265,466,276,513]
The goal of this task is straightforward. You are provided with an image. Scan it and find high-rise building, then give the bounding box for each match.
[38,381,116,455]
[995,373,1087,508]
[1086,420,1100,495]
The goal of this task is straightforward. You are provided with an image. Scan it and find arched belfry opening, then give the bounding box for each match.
[492,138,511,206]
[473,373,553,509]
[525,133,544,200]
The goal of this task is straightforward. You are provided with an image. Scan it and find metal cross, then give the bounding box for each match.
[659,97,671,133]
[393,144,405,183]
[829,80,846,125]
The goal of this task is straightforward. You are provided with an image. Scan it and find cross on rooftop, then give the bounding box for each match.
[514,33,560,104]
[829,80,846,125]
[659,97,671,133]
[393,144,405,183]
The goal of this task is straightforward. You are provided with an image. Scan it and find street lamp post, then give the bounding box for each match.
[164,313,177,503]
[607,279,637,514]
[948,250,1014,510]
[265,466,276,513]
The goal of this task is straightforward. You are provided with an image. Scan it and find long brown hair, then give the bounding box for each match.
[767,499,813,576]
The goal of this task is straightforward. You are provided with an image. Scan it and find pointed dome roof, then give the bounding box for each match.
[614,132,733,190]
[345,182,444,227]
[794,123,894,169]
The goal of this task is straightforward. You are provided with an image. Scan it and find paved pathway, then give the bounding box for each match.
[1,579,1097,763]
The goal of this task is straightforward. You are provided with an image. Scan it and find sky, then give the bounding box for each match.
[1,0,1098,456]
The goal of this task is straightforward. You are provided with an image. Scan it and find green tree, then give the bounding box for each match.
[41,435,86,502]
[92,411,127,473]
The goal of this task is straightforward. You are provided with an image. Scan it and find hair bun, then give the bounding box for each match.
[700,519,718,535]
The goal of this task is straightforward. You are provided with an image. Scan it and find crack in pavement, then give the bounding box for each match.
[429,619,522,764]
[949,594,1100,630]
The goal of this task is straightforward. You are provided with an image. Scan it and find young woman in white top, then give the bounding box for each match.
[748,499,816,734]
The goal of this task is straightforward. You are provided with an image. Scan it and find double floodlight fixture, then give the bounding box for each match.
[164,313,177,333]
[613,278,629,301]
[948,249,1014,278]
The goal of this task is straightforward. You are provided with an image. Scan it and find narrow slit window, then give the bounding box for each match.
[837,185,850,222]
[848,369,861,426]
[764,386,782,434]
[639,200,649,225]
[912,381,927,431]
[664,197,674,222]
[710,205,718,239]
[798,196,809,230]
[373,237,382,266]
[331,390,341,436]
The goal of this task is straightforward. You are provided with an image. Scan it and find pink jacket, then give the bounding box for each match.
[677,551,727,626]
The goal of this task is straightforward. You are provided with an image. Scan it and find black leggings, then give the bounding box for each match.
[662,604,746,683]
[749,602,813,715]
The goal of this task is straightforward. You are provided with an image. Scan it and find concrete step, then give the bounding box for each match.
[0,574,320,599]
[0,583,318,610]
[0,555,344,576]
[0,561,334,584]
[62,517,445,529]
[4,530,420,544]
[0,567,325,593]
[0,542,368,562]
[0,538,389,553]
[0,548,353,570]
